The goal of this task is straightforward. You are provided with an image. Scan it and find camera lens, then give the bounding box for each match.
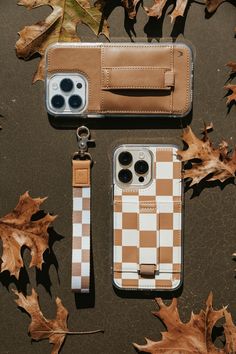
[118,151,133,166]
[68,95,82,109]
[118,169,132,183]
[60,78,73,92]
[134,160,149,175]
[51,95,65,109]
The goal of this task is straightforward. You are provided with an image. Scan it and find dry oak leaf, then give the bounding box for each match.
[16,0,110,82]
[144,0,188,23]
[13,288,103,354]
[224,309,236,353]
[177,124,236,186]
[226,61,236,73]
[123,0,227,22]
[205,0,225,13]
[133,292,236,354]
[0,191,56,279]
[224,84,236,105]
[122,0,189,21]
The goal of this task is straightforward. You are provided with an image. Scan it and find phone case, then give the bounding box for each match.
[113,145,183,291]
[45,42,193,118]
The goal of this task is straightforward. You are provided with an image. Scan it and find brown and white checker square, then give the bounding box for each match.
[113,146,182,290]
[71,186,90,293]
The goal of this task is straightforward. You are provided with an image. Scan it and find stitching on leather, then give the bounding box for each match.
[101,45,173,113]
[100,109,172,113]
[100,46,191,114]
[114,201,157,206]
[170,45,173,112]
[103,86,170,89]
[103,67,170,70]
[102,68,170,89]
[47,44,191,115]
[106,69,109,88]
[47,44,173,70]
[113,276,178,289]
[172,46,191,114]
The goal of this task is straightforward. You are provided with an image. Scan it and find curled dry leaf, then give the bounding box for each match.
[133,292,236,354]
[224,84,236,105]
[224,310,236,353]
[224,62,236,105]
[177,124,236,186]
[205,0,225,13]
[16,0,110,82]
[226,61,236,73]
[123,0,227,22]
[13,289,104,354]
[0,191,56,279]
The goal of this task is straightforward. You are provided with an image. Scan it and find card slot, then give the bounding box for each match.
[113,200,182,276]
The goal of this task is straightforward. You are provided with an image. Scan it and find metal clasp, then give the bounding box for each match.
[75,126,94,160]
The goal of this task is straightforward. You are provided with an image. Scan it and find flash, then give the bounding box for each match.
[52,82,58,90]
[139,152,145,159]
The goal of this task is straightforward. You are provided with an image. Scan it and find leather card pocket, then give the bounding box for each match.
[113,200,182,277]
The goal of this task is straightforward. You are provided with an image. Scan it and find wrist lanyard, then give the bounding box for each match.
[71,126,94,293]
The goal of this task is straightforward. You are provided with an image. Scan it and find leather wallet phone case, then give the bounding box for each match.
[45,42,193,117]
[113,145,183,291]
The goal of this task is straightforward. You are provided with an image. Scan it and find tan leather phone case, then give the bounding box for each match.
[45,42,193,117]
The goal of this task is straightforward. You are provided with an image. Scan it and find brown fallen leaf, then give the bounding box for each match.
[13,288,103,354]
[177,124,236,186]
[16,0,110,82]
[226,61,236,73]
[125,0,189,21]
[232,251,236,271]
[123,0,228,22]
[144,0,188,22]
[224,309,236,353]
[121,0,141,19]
[224,84,236,105]
[205,0,225,13]
[0,191,56,279]
[133,292,236,354]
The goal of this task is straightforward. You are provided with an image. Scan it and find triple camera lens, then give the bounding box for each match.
[118,151,149,184]
[51,78,82,110]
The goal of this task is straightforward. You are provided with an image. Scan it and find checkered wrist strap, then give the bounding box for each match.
[71,159,91,293]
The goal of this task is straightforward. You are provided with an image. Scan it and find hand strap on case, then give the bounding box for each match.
[71,126,94,293]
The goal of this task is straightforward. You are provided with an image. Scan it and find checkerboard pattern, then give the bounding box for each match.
[71,186,90,292]
[113,146,182,290]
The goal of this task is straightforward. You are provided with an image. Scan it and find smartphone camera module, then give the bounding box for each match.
[115,147,152,188]
[134,160,149,175]
[47,73,87,115]
[118,151,133,166]
[118,169,132,183]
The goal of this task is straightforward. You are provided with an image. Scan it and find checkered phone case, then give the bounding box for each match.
[113,145,183,291]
